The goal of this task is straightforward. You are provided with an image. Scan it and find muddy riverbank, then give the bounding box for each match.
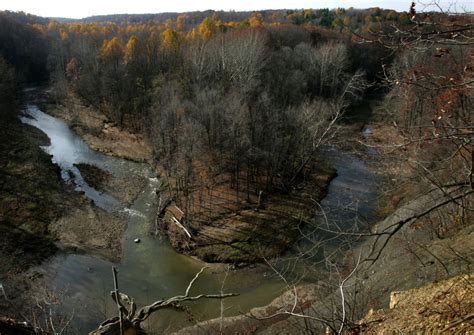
[0,100,127,321]
[38,89,153,163]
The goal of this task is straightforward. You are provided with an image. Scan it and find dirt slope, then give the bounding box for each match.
[358,273,473,334]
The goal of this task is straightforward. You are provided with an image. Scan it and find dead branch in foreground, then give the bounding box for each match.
[90,266,238,335]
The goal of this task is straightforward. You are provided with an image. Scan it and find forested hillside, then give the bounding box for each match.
[0,3,472,333]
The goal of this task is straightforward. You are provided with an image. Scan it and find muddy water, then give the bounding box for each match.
[21,104,379,334]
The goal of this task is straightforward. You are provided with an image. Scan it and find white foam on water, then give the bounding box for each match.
[121,208,146,218]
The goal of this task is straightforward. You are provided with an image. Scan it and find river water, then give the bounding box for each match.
[20,103,379,334]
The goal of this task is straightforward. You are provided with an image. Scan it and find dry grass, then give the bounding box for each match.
[358,273,474,334]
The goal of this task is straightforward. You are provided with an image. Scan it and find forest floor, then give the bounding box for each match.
[161,161,336,263]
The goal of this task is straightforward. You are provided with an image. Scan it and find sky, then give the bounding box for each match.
[1,0,472,19]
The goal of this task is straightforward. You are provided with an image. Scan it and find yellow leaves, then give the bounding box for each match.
[227,21,241,29]
[161,28,182,51]
[365,15,374,23]
[343,16,352,27]
[60,29,69,41]
[288,12,304,25]
[126,25,137,35]
[68,24,82,33]
[32,23,46,34]
[124,36,139,64]
[335,8,345,16]
[249,13,263,27]
[303,9,315,19]
[186,28,199,41]
[332,17,343,29]
[47,21,59,31]
[100,37,124,62]
[198,17,221,40]
[399,12,410,24]
[271,12,283,20]
[386,10,398,21]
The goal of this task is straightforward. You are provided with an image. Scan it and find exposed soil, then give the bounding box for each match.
[358,273,474,334]
[74,162,148,206]
[50,206,126,260]
[40,89,153,163]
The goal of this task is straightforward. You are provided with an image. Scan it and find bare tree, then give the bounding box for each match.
[91,267,237,335]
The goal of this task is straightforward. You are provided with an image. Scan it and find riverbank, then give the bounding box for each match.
[0,101,127,320]
[74,162,148,206]
[159,161,336,264]
[29,86,471,334]
[38,88,153,163]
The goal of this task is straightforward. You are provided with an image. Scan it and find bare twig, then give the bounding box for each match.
[112,266,124,335]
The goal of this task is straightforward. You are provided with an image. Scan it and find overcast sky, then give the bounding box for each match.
[1,0,472,19]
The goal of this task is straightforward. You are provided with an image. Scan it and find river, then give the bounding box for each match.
[20,103,379,334]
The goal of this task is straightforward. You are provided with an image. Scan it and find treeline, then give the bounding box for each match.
[38,16,391,126]
[57,7,413,33]
[0,10,392,224]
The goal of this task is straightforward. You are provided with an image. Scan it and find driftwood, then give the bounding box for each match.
[172,216,192,238]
